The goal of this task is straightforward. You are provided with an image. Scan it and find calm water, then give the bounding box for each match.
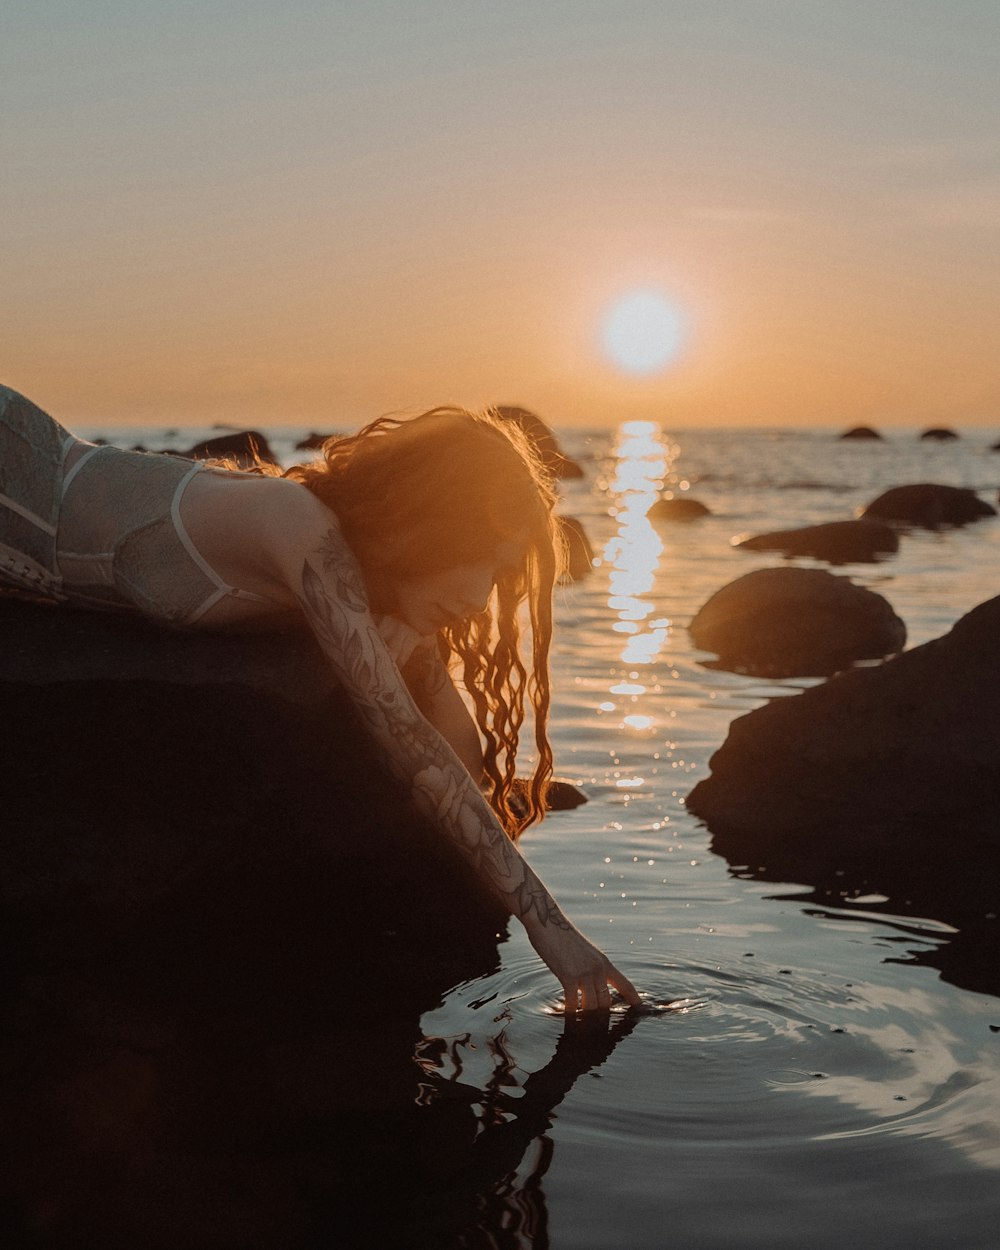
[83,421,1000,1248]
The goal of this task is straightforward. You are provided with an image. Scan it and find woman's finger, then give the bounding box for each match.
[608,964,642,1008]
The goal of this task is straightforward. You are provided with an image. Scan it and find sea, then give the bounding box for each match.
[77,419,1000,1249]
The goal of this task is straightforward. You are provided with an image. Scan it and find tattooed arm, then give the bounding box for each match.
[259,489,640,1012]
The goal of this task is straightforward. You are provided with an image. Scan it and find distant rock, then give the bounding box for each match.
[689,567,906,677]
[182,429,279,467]
[919,427,959,440]
[734,519,899,564]
[495,406,584,479]
[860,483,996,529]
[647,497,711,522]
[295,431,337,451]
[558,515,595,580]
[839,426,883,441]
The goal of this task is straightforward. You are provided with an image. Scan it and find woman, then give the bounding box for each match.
[0,385,639,1012]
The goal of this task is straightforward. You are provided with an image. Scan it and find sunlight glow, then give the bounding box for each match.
[601,290,685,375]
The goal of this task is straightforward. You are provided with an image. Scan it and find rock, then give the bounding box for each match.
[919,426,959,440]
[734,519,899,564]
[0,592,506,978]
[558,515,595,580]
[686,596,1000,995]
[689,567,906,677]
[3,592,615,1248]
[295,430,337,451]
[839,426,883,440]
[860,483,996,529]
[495,406,584,479]
[647,497,711,522]
[182,429,279,467]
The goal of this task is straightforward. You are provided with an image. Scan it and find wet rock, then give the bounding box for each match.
[689,567,905,677]
[687,596,1000,993]
[495,406,584,479]
[734,519,899,564]
[919,427,959,440]
[860,483,996,529]
[558,515,595,580]
[839,426,883,440]
[182,429,279,467]
[647,497,712,522]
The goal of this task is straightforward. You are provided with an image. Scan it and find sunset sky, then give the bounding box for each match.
[3,2,999,429]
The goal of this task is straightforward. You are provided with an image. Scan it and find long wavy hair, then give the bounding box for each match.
[284,407,563,837]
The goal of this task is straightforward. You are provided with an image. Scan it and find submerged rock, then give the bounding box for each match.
[647,497,712,522]
[689,567,905,677]
[860,483,996,528]
[919,426,959,440]
[734,519,899,564]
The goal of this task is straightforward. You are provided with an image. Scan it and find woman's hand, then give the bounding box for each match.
[526,917,641,1013]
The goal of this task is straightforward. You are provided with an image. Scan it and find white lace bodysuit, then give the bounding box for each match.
[1,385,283,625]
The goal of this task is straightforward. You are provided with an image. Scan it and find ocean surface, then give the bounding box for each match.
[80,420,1000,1248]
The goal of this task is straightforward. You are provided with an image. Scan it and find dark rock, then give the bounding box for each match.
[860,482,996,529]
[0,592,506,978]
[689,567,905,677]
[920,426,959,440]
[182,429,279,467]
[495,406,584,479]
[734,519,899,564]
[558,515,595,580]
[647,497,711,522]
[687,596,1000,996]
[839,426,883,440]
[295,430,337,451]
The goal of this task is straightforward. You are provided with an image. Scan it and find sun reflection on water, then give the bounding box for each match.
[602,420,676,728]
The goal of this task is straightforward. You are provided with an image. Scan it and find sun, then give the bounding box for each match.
[601,288,686,376]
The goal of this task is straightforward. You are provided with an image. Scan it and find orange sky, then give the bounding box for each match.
[3,3,999,429]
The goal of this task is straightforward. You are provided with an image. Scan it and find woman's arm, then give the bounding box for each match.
[401,635,484,783]
[260,488,640,1011]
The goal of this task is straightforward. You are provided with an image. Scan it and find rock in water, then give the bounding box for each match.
[182,429,279,467]
[734,519,899,564]
[861,483,996,529]
[689,567,905,677]
[686,596,1000,996]
[647,497,712,522]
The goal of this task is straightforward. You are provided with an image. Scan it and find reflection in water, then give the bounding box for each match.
[412,1010,639,1247]
[603,421,674,713]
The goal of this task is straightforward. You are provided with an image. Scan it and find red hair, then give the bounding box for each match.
[285,407,563,835]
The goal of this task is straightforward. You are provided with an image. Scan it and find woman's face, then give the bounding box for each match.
[388,541,523,637]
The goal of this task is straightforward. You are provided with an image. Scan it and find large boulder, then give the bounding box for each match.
[1,592,506,980]
[687,596,1000,995]
[919,426,959,440]
[689,567,906,677]
[860,483,996,529]
[733,518,899,564]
